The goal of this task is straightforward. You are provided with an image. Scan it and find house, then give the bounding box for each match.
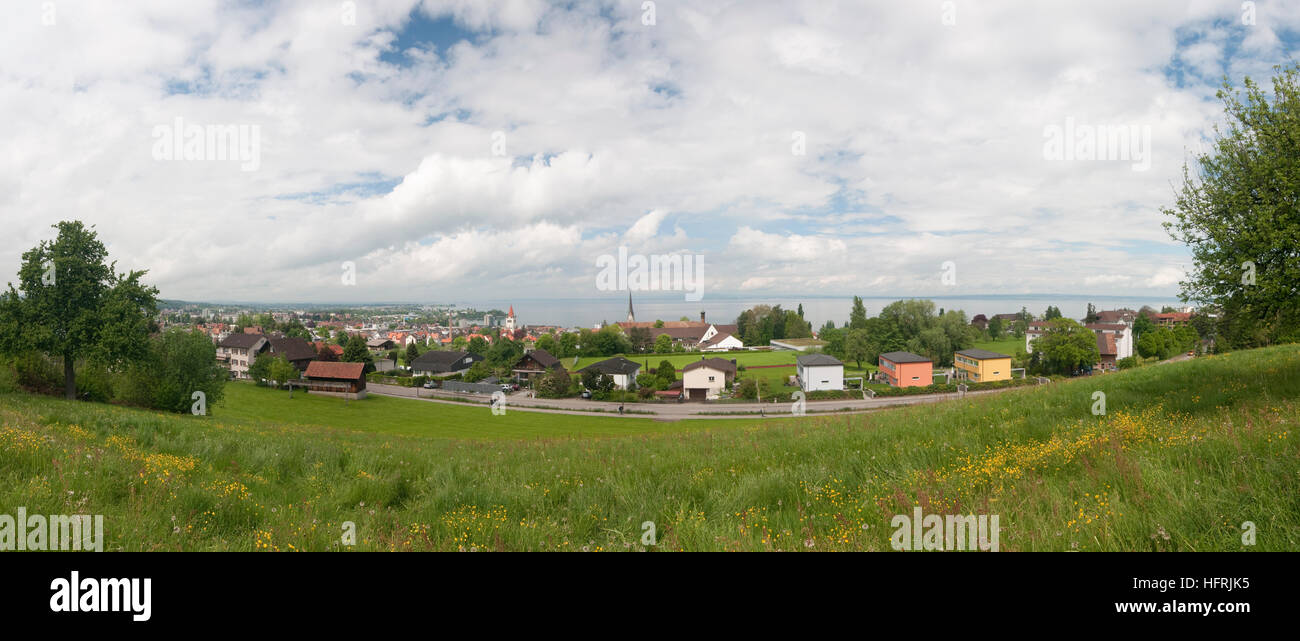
[312,341,345,358]
[1025,321,1051,353]
[366,337,396,351]
[796,353,844,392]
[410,350,483,376]
[954,349,1013,383]
[1085,323,1133,361]
[878,351,932,388]
[682,358,737,400]
[217,333,268,379]
[699,332,744,352]
[579,356,642,390]
[266,336,318,371]
[1095,333,1119,370]
[1096,309,1137,325]
[1151,312,1192,327]
[770,338,828,352]
[302,361,368,400]
[512,349,563,381]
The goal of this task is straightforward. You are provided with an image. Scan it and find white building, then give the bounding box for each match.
[682,358,737,400]
[796,353,844,392]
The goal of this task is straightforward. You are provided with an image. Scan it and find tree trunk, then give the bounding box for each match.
[64,352,76,400]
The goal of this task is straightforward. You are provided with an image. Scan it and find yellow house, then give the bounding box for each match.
[953,349,1012,382]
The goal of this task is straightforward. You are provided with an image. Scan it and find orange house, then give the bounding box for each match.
[878,351,933,387]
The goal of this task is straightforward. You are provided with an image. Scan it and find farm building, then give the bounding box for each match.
[512,349,564,381]
[579,357,642,390]
[302,361,367,399]
[878,351,933,388]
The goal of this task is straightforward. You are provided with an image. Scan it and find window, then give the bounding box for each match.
[708,375,715,382]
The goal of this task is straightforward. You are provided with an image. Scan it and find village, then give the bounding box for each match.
[173,295,1203,414]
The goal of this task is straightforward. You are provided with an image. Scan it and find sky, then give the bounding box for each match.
[2,0,1297,305]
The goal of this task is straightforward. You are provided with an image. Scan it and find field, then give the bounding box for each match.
[972,337,1024,356]
[0,345,1296,551]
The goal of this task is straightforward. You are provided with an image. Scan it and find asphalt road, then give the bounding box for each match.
[366,382,1030,421]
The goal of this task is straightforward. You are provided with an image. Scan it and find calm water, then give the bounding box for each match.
[453,294,1186,330]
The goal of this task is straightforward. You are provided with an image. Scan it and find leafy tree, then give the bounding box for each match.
[120,329,227,413]
[1032,318,1100,375]
[626,326,652,353]
[1132,312,1154,338]
[849,296,869,330]
[0,221,158,399]
[1084,303,1099,324]
[535,367,572,398]
[653,333,673,354]
[534,333,557,355]
[844,328,870,369]
[463,361,492,382]
[316,344,339,362]
[467,336,488,355]
[656,359,677,387]
[1043,306,1062,320]
[341,335,374,373]
[1164,63,1300,346]
[987,316,1004,339]
[267,356,299,387]
[248,352,274,385]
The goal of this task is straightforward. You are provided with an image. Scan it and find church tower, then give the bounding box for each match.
[505,305,516,332]
[626,292,635,323]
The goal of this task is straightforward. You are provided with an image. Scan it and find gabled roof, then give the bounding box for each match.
[411,350,481,372]
[878,351,930,364]
[699,332,740,349]
[304,361,366,380]
[580,356,641,376]
[268,336,318,362]
[515,349,561,370]
[683,357,737,374]
[797,353,843,367]
[219,333,267,349]
[1096,333,1117,357]
[956,348,1012,360]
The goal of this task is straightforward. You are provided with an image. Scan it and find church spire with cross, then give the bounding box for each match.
[626,291,635,323]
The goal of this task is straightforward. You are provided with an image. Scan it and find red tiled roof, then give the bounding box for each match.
[304,361,366,380]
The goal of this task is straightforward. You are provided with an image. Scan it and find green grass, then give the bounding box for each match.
[1,345,1297,551]
[216,383,743,439]
[972,337,1024,356]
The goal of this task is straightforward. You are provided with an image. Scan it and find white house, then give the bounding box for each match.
[579,356,642,390]
[699,332,744,352]
[796,353,843,392]
[682,358,737,400]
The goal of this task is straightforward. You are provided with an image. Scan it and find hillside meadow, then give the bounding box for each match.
[0,345,1296,551]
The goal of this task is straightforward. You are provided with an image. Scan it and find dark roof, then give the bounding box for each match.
[219,333,266,349]
[411,350,482,372]
[879,351,930,364]
[956,348,1011,360]
[683,357,737,374]
[650,326,710,341]
[698,332,737,348]
[580,356,642,376]
[268,337,318,362]
[517,349,561,369]
[304,361,366,380]
[797,353,843,367]
[992,313,1020,321]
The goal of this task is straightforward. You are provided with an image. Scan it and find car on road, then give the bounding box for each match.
[580,390,592,399]
[422,381,437,389]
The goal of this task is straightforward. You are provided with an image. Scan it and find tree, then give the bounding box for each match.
[656,359,677,387]
[1043,306,1062,320]
[467,336,488,355]
[627,326,652,353]
[987,316,1004,340]
[316,344,339,362]
[1033,318,1100,375]
[1084,303,1099,324]
[341,335,374,373]
[405,343,420,365]
[119,329,227,413]
[0,221,158,399]
[463,361,492,382]
[248,352,274,385]
[1164,63,1300,346]
[1132,312,1154,338]
[844,329,870,369]
[653,333,673,354]
[535,367,571,398]
[849,296,869,330]
[267,356,299,387]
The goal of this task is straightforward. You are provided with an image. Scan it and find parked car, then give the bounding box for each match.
[580,390,592,399]
[500,384,512,393]
[422,381,437,389]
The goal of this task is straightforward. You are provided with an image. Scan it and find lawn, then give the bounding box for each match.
[972,337,1024,356]
[216,382,744,439]
[1,345,1296,551]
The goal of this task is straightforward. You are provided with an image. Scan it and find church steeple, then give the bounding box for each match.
[626,292,635,323]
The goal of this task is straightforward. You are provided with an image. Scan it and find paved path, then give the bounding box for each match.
[366,382,1030,421]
